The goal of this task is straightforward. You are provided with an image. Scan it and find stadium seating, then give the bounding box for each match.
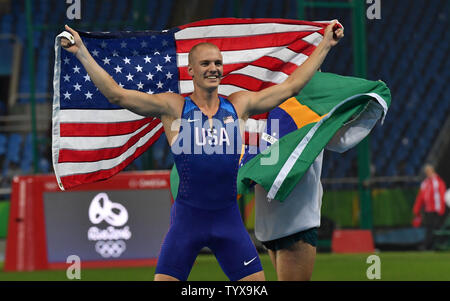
[0,135,6,156]
[5,134,21,165]
[20,134,32,173]
[320,0,450,182]
[0,0,448,186]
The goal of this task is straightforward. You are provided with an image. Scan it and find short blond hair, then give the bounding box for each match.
[188,42,220,65]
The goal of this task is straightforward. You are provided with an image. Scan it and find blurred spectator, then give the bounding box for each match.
[413,164,447,250]
[0,0,11,15]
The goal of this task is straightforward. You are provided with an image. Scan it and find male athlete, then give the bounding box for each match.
[253,99,384,280]
[60,21,343,281]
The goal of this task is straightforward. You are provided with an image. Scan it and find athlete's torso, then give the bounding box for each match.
[171,96,242,210]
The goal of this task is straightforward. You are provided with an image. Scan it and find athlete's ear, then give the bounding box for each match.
[188,64,194,78]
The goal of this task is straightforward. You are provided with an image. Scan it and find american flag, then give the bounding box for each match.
[52,18,336,190]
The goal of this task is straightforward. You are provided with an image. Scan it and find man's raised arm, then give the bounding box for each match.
[61,25,182,118]
[230,20,344,119]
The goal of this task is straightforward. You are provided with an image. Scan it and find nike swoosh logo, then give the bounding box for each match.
[187,118,199,122]
[244,257,257,266]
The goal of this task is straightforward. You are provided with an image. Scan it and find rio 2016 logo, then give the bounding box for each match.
[87,193,132,258]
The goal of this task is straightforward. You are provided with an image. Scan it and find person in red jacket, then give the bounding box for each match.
[413,164,447,250]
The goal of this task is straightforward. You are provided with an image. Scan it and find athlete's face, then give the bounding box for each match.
[188,45,223,92]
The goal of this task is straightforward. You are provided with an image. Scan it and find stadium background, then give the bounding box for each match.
[0,0,449,280]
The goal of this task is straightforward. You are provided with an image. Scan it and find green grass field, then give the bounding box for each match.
[1,251,450,281]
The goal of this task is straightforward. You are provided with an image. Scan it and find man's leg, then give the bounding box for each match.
[274,240,316,281]
[423,212,435,250]
[154,274,180,281]
[428,212,441,250]
[211,203,264,281]
[239,271,265,281]
[154,202,202,281]
[268,249,277,271]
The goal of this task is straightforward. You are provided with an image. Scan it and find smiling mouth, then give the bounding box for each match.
[204,73,221,80]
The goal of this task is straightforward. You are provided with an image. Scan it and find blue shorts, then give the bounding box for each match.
[155,201,262,281]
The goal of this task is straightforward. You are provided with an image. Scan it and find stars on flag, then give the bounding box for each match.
[126,73,134,81]
[60,33,178,106]
[135,64,143,72]
[114,65,123,73]
[73,83,82,91]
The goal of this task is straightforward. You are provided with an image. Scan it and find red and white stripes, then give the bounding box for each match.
[175,18,330,96]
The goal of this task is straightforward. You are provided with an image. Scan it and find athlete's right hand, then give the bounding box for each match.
[60,24,85,56]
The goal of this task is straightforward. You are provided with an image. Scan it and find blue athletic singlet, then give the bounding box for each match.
[155,96,262,280]
[170,96,242,210]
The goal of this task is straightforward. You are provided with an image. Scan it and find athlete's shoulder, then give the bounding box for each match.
[155,92,185,119]
[219,96,239,117]
[227,90,250,103]
[182,96,197,114]
[227,91,254,120]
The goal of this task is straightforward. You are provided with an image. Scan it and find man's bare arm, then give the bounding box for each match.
[230,21,344,119]
[61,25,182,118]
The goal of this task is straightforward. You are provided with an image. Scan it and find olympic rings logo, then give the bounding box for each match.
[95,240,127,258]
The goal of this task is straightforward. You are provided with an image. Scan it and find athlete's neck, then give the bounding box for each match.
[190,88,220,118]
